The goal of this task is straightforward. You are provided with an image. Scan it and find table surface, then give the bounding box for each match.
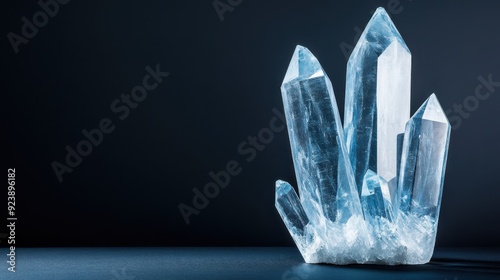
[1,247,499,280]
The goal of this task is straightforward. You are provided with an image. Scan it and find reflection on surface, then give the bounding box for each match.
[281,248,500,280]
[2,247,499,280]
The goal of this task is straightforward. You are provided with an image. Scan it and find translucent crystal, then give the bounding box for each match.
[278,45,369,263]
[396,94,451,264]
[275,7,450,265]
[361,169,393,223]
[344,7,411,195]
[397,94,451,217]
[275,180,311,257]
[280,45,362,225]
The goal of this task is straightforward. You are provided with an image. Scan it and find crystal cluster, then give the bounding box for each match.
[275,7,451,265]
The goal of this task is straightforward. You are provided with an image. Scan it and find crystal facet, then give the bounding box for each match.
[361,169,394,223]
[275,7,451,265]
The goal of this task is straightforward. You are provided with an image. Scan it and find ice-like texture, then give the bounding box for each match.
[278,46,370,263]
[275,7,451,265]
[395,94,451,264]
[344,7,411,194]
[361,170,393,223]
[280,45,362,225]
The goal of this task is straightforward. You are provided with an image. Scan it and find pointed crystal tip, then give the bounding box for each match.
[276,179,289,189]
[282,45,324,84]
[415,93,449,124]
[349,6,409,59]
[368,7,398,32]
[373,7,390,18]
[275,180,292,198]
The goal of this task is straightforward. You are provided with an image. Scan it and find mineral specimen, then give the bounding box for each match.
[275,7,451,265]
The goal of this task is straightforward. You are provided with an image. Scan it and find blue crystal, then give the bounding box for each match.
[279,45,361,224]
[275,180,311,256]
[397,94,451,218]
[275,180,309,237]
[344,7,411,195]
[361,169,394,223]
[360,169,404,263]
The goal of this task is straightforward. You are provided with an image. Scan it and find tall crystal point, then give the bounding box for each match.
[280,46,361,224]
[344,7,411,194]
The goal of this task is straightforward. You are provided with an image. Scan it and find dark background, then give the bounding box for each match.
[2,0,500,248]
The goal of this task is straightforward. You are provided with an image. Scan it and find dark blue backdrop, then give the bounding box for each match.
[2,0,500,247]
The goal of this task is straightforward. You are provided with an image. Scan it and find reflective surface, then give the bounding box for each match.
[2,247,499,280]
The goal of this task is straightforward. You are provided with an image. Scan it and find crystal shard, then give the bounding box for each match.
[344,7,411,194]
[275,7,451,265]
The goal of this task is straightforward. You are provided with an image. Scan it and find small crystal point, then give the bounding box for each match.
[282,45,323,84]
[361,169,394,223]
[275,180,313,259]
[275,180,309,236]
[344,7,411,195]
